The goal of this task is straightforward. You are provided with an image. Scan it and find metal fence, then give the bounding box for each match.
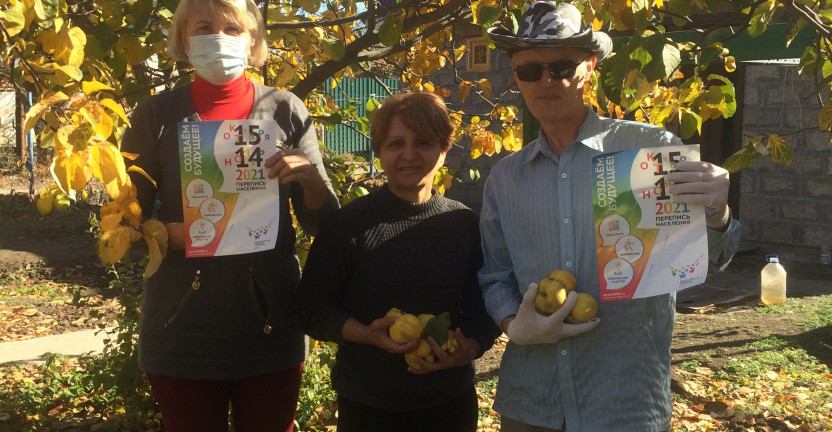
[322,77,398,160]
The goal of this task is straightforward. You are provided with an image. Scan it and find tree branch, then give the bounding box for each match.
[266,0,436,30]
[291,0,471,98]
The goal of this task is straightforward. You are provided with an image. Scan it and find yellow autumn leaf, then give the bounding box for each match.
[142,219,168,279]
[458,81,472,102]
[724,55,736,73]
[470,135,484,159]
[38,29,63,54]
[98,225,132,266]
[126,166,156,187]
[477,78,492,99]
[50,150,92,194]
[98,213,124,232]
[483,131,500,156]
[62,26,86,48]
[502,126,523,152]
[100,98,129,124]
[818,103,832,132]
[36,194,53,216]
[142,219,168,259]
[24,91,68,132]
[454,45,466,61]
[116,36,147,65]
[124,199,142,227]
[144,236,164,279]
[100,200,120,218]
[83,80,115,95]
[91,143,131,202]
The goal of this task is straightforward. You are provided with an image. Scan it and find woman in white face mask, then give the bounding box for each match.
[120,1,339,431]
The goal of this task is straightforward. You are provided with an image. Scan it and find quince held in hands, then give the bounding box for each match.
[533,270,576,315]
[388,312,422,343]
[387,308,460,369]
[565,293,598,323]
[533,270,598,322]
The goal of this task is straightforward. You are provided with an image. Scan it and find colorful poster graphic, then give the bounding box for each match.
[178,119,281,258]
[592,145,708,301]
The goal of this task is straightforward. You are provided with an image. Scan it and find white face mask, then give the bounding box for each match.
[188,34,249,85]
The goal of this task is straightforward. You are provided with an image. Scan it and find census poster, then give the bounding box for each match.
[592,145,708,301]
[178,119,281,258]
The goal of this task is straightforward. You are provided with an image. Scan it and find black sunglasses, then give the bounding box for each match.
[513,59,587,82]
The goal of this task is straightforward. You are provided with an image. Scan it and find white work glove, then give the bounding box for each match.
[668,160,731,229]
[506,283,600,345]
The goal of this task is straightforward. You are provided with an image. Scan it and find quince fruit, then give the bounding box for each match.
[440,330,459,355]
[534,270,579,316]
[405,351,434,370]
[413,339,432,357]
[534,279,568,316]
[565,293,598,323]
[385,307,403,318]
[389,313,422,343]
[546,270,577,292]
[417,313,435,328]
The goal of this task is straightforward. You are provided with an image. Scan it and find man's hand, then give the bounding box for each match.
[668,160,731,230]
[505,283,600,345]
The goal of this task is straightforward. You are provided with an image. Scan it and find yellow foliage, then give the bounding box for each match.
[818,104,832,132]
[24,91,68,132]
[98,225,133,266]
[142,219,168,279]
[432,167,455,195]
[36,192,53,216]
[51,150,92,195]
[82,80,114,95]
[92,143,131,203]
[477,78,492,99]
[502,125,522,153]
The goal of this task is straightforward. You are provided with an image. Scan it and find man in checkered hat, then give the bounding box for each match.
[478,2,741,431]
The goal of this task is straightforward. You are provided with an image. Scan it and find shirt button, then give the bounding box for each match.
[561,350,567,356]
[561,173,567,179]
[566,262,572,267]
[563,218,569,224]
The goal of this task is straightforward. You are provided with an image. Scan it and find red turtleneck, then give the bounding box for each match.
[190,74,254,121]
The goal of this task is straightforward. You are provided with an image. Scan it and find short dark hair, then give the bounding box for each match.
[370,92,455,155]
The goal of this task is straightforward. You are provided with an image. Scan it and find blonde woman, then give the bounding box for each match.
[121,0,338,430]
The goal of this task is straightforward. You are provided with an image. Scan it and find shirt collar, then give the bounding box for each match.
[518,108,606,165]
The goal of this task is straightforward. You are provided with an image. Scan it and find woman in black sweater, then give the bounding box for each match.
[296,92,500,432]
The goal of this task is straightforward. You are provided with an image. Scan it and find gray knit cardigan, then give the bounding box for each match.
[121,81,338,380]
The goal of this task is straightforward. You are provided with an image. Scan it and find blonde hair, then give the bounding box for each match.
[166,0,268,67]
[370,92,455,155]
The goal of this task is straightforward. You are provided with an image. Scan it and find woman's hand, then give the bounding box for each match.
[407,328,480,375]
[342,317,418,354]
[265,149,329,209]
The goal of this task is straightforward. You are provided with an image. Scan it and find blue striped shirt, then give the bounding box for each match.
[479,110,741,431]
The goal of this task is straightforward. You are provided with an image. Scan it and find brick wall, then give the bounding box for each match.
[740,64,832,263]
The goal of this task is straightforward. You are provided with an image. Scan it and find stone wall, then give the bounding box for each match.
[740,64,832,263]
[431,26,523,213]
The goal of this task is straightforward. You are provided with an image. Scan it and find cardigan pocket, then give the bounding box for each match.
[163,270,202,328]
[249,271,273,334]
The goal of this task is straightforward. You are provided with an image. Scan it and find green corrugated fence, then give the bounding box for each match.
[323,77,398,160]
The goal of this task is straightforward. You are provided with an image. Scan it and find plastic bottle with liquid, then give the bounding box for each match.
[760,254,787,305]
